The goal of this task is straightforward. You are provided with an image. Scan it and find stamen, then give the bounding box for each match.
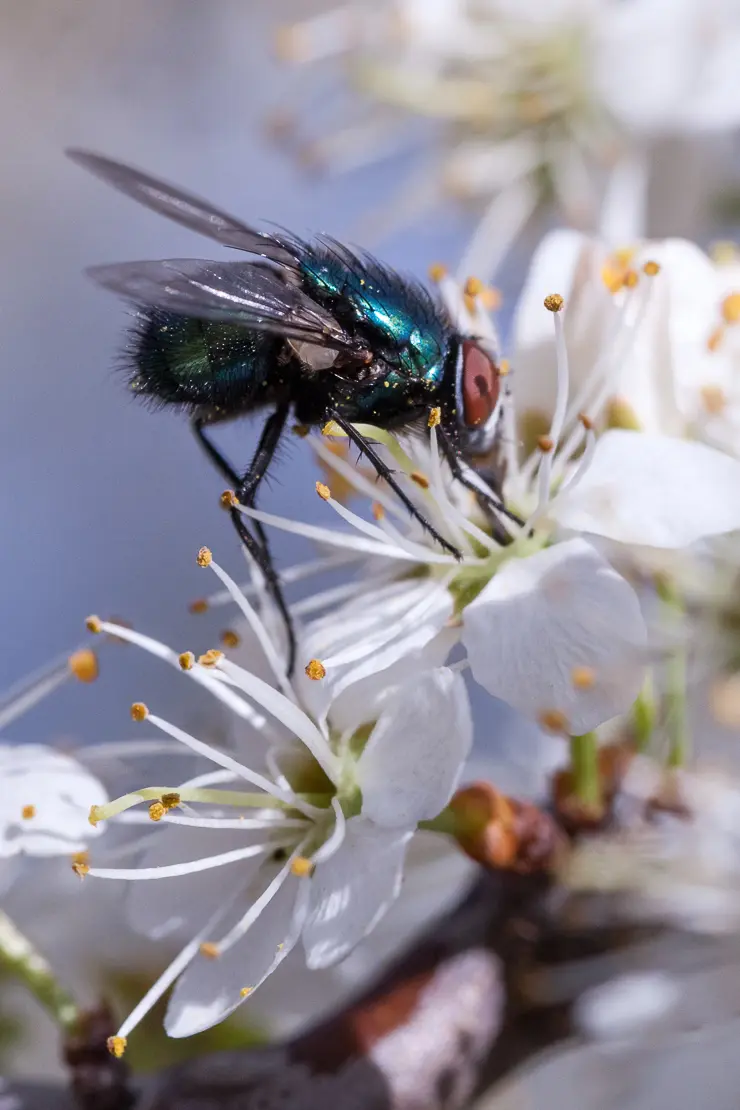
[309,435,407,522]
[196,547,213,568]
[220,490,238,509]
[21,805,35,820]
[199,942,220,959]
[68,649,98,683]
[240,987,253,998]
[88,840,282,881]
[304,659,326,681]
[311,798,346,864]
[722,293,740,324]
[86,616,102,634]
[107,1037,127,1058]
[571,666,596,690]
[215,843,309,954]
[428,407,442,428]
[0,648,89,732]
[179,652,195,671]
[410,471,429,489]
[198,650,223,668]
[538,709,569,734]
[527,295,569,525]
[220,630,241,649]
[291,856,315,877]
[316,481,332,501]
[189,599,209,614]
[428,263,448,282]
[148,802,166,822]
[130,702,149,722]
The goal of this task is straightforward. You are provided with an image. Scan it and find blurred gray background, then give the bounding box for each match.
[0,0,505,747]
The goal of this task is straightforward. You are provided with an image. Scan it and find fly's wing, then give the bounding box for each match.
[88,258,361,352]
[66,149,298,267]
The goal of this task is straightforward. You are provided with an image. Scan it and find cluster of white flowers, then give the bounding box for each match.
[277,0,740,274]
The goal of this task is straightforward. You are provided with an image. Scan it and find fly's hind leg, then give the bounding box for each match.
[191,410,296,674]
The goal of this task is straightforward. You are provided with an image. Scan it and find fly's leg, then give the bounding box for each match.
[435,426,521,545]
[329,412,462,559]
[191,409,297,675]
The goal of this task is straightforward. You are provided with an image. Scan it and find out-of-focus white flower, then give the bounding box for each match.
[279,0,740,272]
[513,230,740,458]
[84,583,473,1042]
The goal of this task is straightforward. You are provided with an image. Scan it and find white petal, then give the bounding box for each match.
[0,745,107,858]
[302,817,411,969]
[462,539,647,735]
[357,669,473,827]
[126,826,266,940]
[165,875,308,1037]
[551,431,740,547]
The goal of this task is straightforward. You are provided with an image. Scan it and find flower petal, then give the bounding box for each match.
[357,668,473,827]
[164,873,308,1037]
[461,539,647,735]
[0,745,107,858]
[302,817,411,969]
[550,431,740,547]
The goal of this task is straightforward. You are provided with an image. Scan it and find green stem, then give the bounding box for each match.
[569,732,601,811]
[657,578,689,768]
[632,671,656,753]
[0,911,80,1032]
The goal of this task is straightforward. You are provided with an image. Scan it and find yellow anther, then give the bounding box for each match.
[480,286,502,311]
[701,384,727,415]
[499,358,510,376]
[578,412,595,431]
[161,792,181,810]
[428,263,448,282]
[538,708,569,734]
[199,942,220,959]
[198,649,223,668]
[88,806,102,827]
[21,804,36,820]
[410,471,429,489]
[130,702,149,722]
[543,294,564,313]
[707,325,725,352]
[321,420,344,437]
[72,854,90,878]
[188,599,209,615]
[220,629,241,649]
[85,615,102,634]
[372,501,385,521]
[148,801,166,822]
[291,856,315,877]
[428,406,442,428]
[601,264,625,294]
[304,659,326,681]
[196,546,213,567]
[220,490,238,509]
[722,293,740,324]
[316,481,332,501]
[537,435,554,453]
[642,260,660,276]
[571,666,596,690]
[106,1037,127,1058]
[464,276,483,298]
[605,397,641,431]
[240,986,253,998]
[623,269,639,288]
[69,649,99,684]
[178,651,195,671]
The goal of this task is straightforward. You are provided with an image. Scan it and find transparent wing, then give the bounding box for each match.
[88,258,359,350]
[67,149,298,266]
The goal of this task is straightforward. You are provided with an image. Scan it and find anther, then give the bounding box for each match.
[107,1037,127,1058]
[199,942,220,959]
[701,385,727,415]
[130,702,149,722]
[178,651,195,671]
[316,481,331,501]
[88,806,101,827]
[161,792,180,810]
[240,986,253,998]
[291,856,315,877]
[499,358,510,376]
[428,263,448,282]
[538,708,569,734]
[220,490,238,509]
[578,413,595,431]
[411,471,429,489]
[196,546,213,568]
[623,269,639,288]
[537,435,555,453]
[69,649,99,684]
[428,407,442,428]
[292,423,310,438]
[72,853,90,878]
[480,286,502,311]
[722,293,740,325]
[464,276,483,298]
[571,666,596,690]
[543,294,564,313]
[21,805,36,820]
[304,658,326,681]
[188,599,209,615]
[372,502,385,521]
[321,420,343,437]
[198,649,223,668]
[220,629,241,649]
[149,801,166,822]
[85,615,102,634]
[643,260,660,276]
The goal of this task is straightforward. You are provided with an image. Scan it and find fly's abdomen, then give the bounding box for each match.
[127,308,280,410]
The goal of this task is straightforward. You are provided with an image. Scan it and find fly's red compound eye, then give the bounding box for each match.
[461,340,500,427]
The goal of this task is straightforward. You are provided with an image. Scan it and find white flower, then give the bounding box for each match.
[278,0,740,273]
[84,581,473,1041]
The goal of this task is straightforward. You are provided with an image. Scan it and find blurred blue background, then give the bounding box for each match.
[0,0,523,747]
